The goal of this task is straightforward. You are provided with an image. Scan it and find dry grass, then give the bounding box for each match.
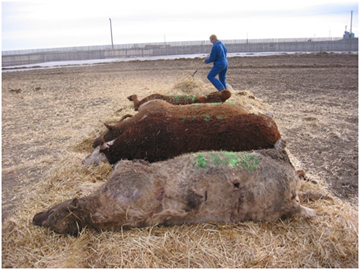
[2,71,358,268]
[171,75,209,94]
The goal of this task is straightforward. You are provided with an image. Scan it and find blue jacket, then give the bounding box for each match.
[205,40,228,66]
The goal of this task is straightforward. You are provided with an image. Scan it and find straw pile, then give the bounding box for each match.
[2,75,358,268]
[171,75,209,95]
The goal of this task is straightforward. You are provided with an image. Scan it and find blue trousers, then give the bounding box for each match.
[207,64,228,91]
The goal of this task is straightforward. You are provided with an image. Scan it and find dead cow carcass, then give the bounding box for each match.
[84,112,281,165]
[93,99,250,148]
[34,146,316,235]
[128,89,231,110]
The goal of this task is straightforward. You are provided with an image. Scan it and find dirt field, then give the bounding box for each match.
[1,53,358,267]
[2,53,358,221]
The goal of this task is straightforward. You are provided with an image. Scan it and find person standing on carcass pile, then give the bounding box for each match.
[203,34,228,91]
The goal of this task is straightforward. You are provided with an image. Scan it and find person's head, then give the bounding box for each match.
[209,34,217,44]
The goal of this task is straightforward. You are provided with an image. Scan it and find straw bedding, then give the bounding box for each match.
[2,69,358,267]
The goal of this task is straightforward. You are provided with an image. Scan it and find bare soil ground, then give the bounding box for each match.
[2,53,358,222]
[1,53,358,268]
[226,53,358,201]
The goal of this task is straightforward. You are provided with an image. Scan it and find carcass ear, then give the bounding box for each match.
[104,123,115,131]
[33,211,49,226]
[104,140,115,149]
[120,114,133,121]
[100,139,115,151]
[69,198,79,209]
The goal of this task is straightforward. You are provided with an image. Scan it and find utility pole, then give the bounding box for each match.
[109,18,114,49]
[350,10,353,36]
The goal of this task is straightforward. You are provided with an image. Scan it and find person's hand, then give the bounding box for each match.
[203,59,206,63]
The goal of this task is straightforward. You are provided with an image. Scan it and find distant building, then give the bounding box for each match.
[343,31,355,39]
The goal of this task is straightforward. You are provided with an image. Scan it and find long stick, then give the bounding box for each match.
[191,54,209,77]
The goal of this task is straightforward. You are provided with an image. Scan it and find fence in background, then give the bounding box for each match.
[2,37,358,67]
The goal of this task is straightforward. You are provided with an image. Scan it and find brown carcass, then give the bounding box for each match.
[92,99,250,148]
[127,89,231,110]
[84,111,281,165]
[34,145,316,235]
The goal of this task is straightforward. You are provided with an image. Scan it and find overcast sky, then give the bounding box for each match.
[1,0,358,51]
